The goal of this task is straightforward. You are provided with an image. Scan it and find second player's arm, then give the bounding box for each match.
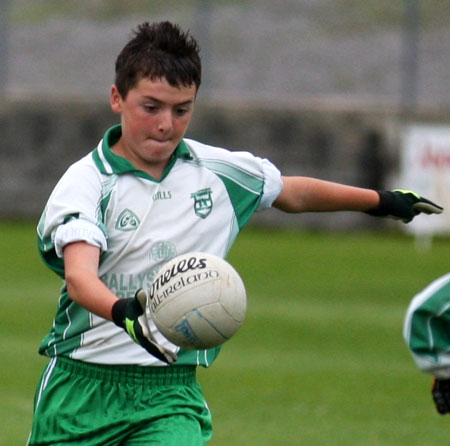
[273,176,380,213]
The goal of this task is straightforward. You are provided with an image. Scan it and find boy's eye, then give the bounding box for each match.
[176,108,188,116]
[144,104,157,112]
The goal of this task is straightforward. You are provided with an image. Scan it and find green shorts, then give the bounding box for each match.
[28,357,212,446]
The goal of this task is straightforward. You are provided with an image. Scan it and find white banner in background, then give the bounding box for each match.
[400,125,450,235]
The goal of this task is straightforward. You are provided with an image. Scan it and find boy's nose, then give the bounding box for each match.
[157,110,173,133]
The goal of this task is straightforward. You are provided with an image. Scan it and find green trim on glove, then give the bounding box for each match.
[125,318,138,343]
[365,190,443,223]
[111,290,177,364]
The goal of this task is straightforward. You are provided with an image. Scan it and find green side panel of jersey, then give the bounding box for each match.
[38,245,65,279]
[37,210,65,278]
[176,346,222,368]
[217,174,263,230]
[186,156,264,230]
[39,290,91,358]
[408,281,450,359]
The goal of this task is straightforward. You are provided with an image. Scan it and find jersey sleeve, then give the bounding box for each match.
[184,139,283,231]
[257,158,283,211]
[403,273,450,378]
[54,219,107,258]
[37,155,108,276]
[184,139,282,208]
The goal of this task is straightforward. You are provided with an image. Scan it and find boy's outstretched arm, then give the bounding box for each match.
[273,176,443,223]
[273,176,380,213]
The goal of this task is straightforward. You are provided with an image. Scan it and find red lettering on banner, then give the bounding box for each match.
[420,144,450,169]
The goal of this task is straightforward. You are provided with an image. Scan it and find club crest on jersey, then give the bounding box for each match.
[150,241,177,263]
[191,188,213,219]
[115,209,140,231]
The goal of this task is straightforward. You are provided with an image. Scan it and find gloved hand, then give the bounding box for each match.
[365,190,443,223]
[432,378,450,415]
[112,289,177,364]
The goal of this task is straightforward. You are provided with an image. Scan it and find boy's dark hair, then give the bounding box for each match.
[114,21,202,98]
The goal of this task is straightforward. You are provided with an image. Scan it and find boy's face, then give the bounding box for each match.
[110,77,196,178]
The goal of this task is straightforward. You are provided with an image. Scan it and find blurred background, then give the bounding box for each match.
[0,0,449,232]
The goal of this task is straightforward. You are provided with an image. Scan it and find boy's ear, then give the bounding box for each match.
[110,85,122,114]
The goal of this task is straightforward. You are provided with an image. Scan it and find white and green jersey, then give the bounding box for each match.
[37,124,283,367]
[404,273,450,378]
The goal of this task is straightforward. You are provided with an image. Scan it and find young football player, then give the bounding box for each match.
[28,21,443,446]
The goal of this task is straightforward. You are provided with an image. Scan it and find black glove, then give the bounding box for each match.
[112,289,177,364]
[432,378,450,415]
[365,190,443,223]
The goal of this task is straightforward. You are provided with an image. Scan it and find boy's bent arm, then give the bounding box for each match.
[273,176,380,213]
[63,241,178,363]
[64,241,118,320]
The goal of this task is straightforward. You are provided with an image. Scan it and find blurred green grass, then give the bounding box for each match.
[1,221,449,446]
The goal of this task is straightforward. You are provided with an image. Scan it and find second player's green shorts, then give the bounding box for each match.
[28,357,213,446]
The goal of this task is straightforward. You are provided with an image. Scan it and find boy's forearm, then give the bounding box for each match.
[63,241,118,321]
[66,269,118,321]
[273,176,380,213]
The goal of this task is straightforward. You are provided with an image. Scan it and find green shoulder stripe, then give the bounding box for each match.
[189,158,264,230]
[198,159,263,194]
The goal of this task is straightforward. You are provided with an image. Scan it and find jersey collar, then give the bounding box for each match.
[92,124,193,181]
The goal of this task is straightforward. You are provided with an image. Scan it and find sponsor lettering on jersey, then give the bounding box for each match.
[152,190,172,201]
[100,271,155,298]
